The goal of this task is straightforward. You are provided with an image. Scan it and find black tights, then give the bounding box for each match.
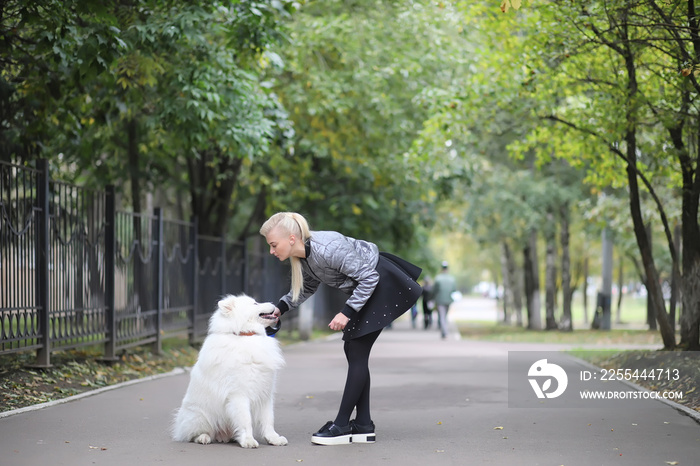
[334,329,382,427]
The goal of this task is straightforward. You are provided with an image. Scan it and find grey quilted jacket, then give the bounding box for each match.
[279,230,380,314]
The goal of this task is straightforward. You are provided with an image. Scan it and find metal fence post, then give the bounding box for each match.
[153,208,163,354]
[34,159,51,367]
[103,185,117,361]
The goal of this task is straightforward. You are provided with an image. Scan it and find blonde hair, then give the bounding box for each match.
[260,212,312,302]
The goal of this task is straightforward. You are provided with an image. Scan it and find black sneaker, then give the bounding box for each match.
[350,419,376,443]
[311,421,353,445]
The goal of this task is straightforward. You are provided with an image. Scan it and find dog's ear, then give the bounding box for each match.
[218,296,236,314]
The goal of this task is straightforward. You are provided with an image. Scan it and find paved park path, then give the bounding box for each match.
[1,298,698,466]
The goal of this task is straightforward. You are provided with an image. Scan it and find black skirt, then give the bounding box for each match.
[343,252,423,341]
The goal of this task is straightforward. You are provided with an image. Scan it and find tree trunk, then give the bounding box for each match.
[611,17,676,347]
[628,167,673,347]
[670,223,680,333]
[660,100,700,349]
[623,116,674,347]
[582,255,589,324]
[594,227,613,331]
[545,210,558,330]
[615,255,624,324]
[655,0,700,351]
[682,259,700,350]
[513,265,524,327]
[127,117,146,312]
[678,115,700,350]
[678,165,700,349]
[524,229,542,330]
[560,202,572,331]
[236,185,268,242]
[508,243,524,327]
[523,245,532,328]
[127,118,142,214]
[645,224,657,331]
[187,148,243,236]
[500,241,512,324]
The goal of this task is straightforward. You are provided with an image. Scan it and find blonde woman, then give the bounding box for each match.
[260,212,422,446]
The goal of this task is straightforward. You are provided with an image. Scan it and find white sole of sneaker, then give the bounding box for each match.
[352,433,376,443]
[311,434,353,445]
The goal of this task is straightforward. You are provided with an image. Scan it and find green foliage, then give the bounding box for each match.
[265,0,476,259]
[1,0,125,162]
[1,0,299,237]
[2,0,695,332]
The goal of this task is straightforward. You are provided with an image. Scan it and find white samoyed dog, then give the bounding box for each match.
[172,294,287,448]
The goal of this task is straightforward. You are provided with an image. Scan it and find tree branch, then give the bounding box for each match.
[543,114,678,265]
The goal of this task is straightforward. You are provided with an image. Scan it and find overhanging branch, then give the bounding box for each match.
[543,114,678,265]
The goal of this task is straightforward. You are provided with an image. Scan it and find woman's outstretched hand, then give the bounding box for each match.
[329,312,350,331]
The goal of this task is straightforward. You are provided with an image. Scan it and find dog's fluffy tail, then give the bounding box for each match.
[170,407,188,442]
[171,406,212,442]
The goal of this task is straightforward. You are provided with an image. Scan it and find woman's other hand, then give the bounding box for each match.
[329,313,350,331]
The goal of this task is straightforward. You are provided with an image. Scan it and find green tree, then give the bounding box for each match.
[2,1,298,239]
[517,1,700,348]
[1,0,124,163]
[485,0,700,349]
[409,2,592,331]
[266,0,473,256]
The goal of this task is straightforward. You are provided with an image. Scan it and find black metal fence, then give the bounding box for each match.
[0,159,288,366]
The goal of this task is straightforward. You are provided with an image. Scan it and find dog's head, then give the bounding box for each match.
[208,294,278,336]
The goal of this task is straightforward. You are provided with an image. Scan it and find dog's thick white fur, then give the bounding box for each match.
[172,294,287,448]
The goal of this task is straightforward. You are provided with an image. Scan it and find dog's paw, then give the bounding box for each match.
[266,434,288,446]
[194,433,212,445]
[238,437,259,449]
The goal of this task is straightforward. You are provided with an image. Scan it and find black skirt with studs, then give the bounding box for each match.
[342,252,422,341]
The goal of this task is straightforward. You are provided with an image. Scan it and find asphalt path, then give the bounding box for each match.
[1,299,698,466]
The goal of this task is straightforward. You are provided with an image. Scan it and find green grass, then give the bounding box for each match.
[457,322,666,346]
[558,293,676,329]
[455,292,677,344]
[566,348,638,362]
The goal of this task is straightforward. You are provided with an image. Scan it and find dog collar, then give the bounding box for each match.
[236,331,257,336]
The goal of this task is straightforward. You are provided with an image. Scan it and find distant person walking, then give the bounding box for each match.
[432,261,456,339]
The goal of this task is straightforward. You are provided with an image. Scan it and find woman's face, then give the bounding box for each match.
[265,226,294,261]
